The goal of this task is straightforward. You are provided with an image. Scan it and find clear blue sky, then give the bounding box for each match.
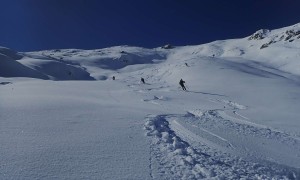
[1,0,300,51]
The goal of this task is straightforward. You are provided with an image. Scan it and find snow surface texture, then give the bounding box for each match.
[1,23,300,179]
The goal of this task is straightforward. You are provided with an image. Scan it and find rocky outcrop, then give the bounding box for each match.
[248,29,270,40]
[161,44,173,49]
[257,28,300,49]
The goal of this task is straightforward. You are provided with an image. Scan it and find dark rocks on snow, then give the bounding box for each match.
[161,44,173,49]
[284,30,300,41]
[248,29,270,40]
[260,40,275,49]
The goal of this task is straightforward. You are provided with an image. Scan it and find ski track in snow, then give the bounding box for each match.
[208,98,247,110]
[135,67,300,179]
[144,113,300,179]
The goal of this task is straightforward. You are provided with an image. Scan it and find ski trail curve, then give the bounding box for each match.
[144,114,299,179]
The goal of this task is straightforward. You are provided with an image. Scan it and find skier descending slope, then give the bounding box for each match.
[179,79,187,91]
[141,77,145,84]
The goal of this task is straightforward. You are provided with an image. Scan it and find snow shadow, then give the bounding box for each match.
[187,91,227,97]
[0,82,12,85]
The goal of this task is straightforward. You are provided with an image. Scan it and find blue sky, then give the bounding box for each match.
[1,0,300,51]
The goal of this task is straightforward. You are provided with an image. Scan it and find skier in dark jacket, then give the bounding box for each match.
[179,79,186,91]
[141,77,145,84]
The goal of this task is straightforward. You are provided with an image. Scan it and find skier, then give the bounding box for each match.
[179,79,186,91]
[112,76,115,80]
[141,77,145,84]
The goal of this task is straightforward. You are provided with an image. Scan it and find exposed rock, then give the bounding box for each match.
[284,30,300,41]
[260,40,275,49]
[161,44,173,49]
[248,29,270,40]
[279,35,285,41]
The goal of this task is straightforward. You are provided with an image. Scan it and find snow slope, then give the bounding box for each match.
[1,23,300,179]
[187,23,300,76]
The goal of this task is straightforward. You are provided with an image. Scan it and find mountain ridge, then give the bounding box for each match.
[1,22,300,79]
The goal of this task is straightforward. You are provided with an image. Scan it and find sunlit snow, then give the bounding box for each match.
[1,23,300,179]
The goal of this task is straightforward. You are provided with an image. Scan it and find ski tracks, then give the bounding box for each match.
[144,113,299,179]
[145,115,218,179]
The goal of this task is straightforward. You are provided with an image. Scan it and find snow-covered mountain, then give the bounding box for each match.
[178,23,300,76]
[1,23,300,179]
[1,23,300,80]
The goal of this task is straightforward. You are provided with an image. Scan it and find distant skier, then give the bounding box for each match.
[179,79,186,91]
[112,76,115,80]
[141,77,145,84]
[185,63,189,67]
